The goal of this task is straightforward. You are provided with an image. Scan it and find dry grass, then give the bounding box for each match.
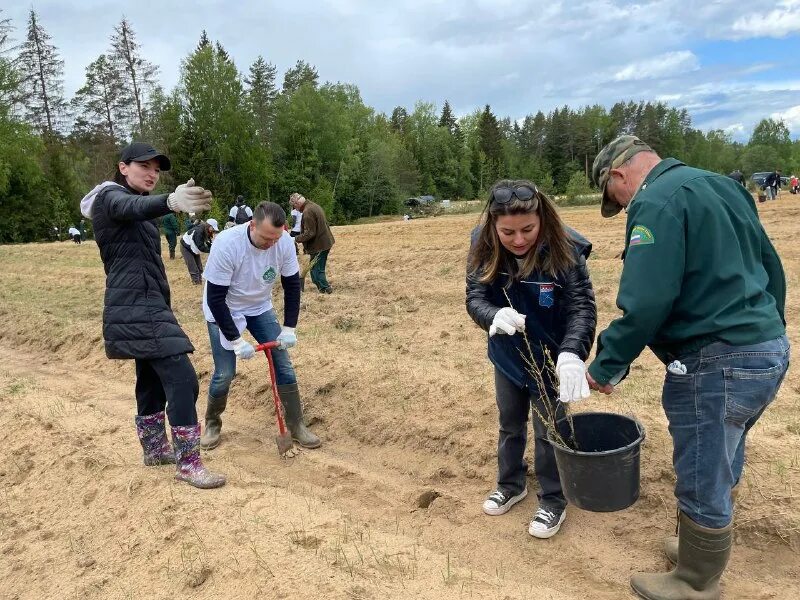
[0,198,798,598]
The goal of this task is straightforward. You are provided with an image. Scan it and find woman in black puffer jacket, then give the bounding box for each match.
[466,179,596,539]
[81,142,224,489]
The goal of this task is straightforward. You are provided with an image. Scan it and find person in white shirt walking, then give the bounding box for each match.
[180,218,219,284]
[200,202,320,450]
[228,195,253,225]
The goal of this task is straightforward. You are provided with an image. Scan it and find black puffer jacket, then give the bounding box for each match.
[90,184,194,359]
[466,227,597,388]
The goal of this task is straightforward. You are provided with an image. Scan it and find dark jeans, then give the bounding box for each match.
[165,232,177,257]
[135,354,199,426]
[206,310,297,402]
[180,242,203,283]
[310,249,331,291]
[495,368,566,510]
[663,335,789,528]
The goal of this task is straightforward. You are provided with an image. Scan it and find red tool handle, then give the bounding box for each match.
[257,343,288,436]
[255,341,280,352]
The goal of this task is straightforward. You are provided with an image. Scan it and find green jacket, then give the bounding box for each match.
[161,212,180,236]
[589,158,786,385]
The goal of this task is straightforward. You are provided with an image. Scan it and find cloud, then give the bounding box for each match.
[771,104,800,130]
[728,0,800,40]
[613,51,700,82]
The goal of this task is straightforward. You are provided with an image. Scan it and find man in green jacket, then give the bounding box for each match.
[161,212,181,259]
[289,192,335,294]
[587,136,789,600]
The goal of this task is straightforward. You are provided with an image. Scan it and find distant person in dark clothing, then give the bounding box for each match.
[162,212,181,259]
[228,195,253,224]
[727,169,743,185]
[180,218,219,284]
[763,170,780,200]
[79,142,224,489]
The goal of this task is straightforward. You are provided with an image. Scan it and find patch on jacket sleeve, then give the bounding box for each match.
[629,225,654,247]
[539,283,555,308]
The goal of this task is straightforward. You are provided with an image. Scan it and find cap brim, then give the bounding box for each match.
[133,152,171,171]
[600,186,623,218]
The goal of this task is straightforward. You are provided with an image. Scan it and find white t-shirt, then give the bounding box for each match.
[229,205,254,220]
[291,208,303,232]
[68,227,80,236]
[202,224,299,324]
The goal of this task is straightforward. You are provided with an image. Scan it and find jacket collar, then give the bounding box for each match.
[628,158,684,210]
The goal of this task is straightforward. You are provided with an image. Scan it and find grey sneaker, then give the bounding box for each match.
[482,488,528,516]
[528,505,566,538]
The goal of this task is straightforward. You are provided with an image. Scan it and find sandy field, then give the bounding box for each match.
[0,198,798,599]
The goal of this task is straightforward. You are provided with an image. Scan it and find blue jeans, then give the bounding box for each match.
[310,249,331,291]
[662,336,789,528]
[206,310,297,402]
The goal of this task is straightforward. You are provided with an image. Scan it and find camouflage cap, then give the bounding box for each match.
[592,135,653,218]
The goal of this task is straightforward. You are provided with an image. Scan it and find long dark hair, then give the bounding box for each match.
[468,179,575,284]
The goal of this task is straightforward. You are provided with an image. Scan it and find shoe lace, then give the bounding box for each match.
[534,507,556,524]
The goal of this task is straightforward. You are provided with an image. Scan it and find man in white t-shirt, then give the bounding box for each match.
[200,202,320,450]
[228,195,254,224]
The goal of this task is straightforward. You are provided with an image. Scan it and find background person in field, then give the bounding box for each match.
[79,142,224,489]
[199,202,320,450]
[68,225,81,244]
[466,179,597,540]
[229,195,253,224]
[588,135,788,600]
[161,211,181,259]
[289,192,335,294]
[180,218,219,284]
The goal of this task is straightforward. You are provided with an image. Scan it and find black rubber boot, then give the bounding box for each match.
[633,512,732,600]
[277,383,321,448]
[200,394,227,450]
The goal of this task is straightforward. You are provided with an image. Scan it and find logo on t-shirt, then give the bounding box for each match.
[539,283,555,308]
[262,266,277,283]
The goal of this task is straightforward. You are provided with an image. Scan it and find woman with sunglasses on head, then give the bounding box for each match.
[466,179,597,538]
[80,142,225,489]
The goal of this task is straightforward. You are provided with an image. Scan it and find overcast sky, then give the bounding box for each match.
[6,0,800,141]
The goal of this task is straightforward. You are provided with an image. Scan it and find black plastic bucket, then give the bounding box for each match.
[547,412,645,512]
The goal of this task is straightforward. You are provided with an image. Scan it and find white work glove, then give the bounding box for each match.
[276,326,297,350]
[167,178,213,214]
[489,307,526,337]
[231,337,255,360]
[556,352,590,403]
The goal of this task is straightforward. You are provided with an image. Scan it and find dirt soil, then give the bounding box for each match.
[1,199,799,599]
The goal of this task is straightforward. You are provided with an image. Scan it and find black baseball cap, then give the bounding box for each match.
[119,142,171,171]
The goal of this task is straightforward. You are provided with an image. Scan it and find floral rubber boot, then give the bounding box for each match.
[171,424,226,489]
[134,412,176,466]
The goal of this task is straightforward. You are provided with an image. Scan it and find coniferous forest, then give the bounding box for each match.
[2,10,799,243]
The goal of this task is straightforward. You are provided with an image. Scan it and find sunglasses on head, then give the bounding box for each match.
[491,184,538,204]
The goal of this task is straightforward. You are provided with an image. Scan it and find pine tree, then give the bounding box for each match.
[282,60,318,95]
[438,100,456,133]
[245,56,278,145]
[17,10,65,134]
[390,106,408,133]
[70,54,126,140]
[197,30,210,50]
[110,18,159,135]
[0,11,19,113]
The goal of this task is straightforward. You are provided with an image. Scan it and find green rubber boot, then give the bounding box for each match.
[199,394,227,450]
[277,383,321,448]
[665,485,739,564]
[633,512,732,600]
